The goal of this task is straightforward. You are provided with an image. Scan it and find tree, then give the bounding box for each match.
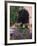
[10,6,20,26]
[17,9,29,24]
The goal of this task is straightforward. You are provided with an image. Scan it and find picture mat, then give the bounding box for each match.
[7,3,35,43]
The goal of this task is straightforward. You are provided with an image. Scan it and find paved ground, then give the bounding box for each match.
[10,28,32,40]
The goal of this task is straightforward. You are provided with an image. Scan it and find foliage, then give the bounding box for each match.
[10,6,20,25]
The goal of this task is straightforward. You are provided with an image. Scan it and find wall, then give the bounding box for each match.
[0,0,37,46]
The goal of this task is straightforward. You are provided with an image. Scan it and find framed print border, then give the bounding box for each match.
[5,1,36,45]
